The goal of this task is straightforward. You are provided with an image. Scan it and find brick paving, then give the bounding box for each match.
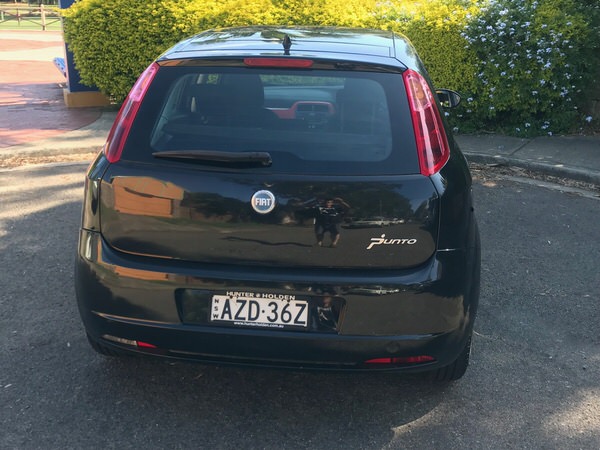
[0,30,101,148]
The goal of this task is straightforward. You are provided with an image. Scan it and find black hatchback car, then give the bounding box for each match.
[75,27,480,381]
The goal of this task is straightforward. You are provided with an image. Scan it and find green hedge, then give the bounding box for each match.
[62,0,185,101]
[63,0,599,135]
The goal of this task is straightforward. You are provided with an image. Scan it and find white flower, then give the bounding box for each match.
[585,116,593,123]
[547,132,553,136]
[525,123,531,128]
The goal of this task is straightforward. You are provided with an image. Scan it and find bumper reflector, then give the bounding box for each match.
[102,334,157,349]
[365,355,435,365]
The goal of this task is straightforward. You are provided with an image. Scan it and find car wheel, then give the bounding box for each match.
[428,334,472,382]
[86,333,123,357]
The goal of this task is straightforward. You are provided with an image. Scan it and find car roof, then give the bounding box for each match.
[158,26,422,71]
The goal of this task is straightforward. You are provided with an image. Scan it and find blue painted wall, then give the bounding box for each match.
[58,0,98,93]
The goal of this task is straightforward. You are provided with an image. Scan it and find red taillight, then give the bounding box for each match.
[244,57,313,68]
[364,355,435,365]
[104,62,160,163]
[403,69,450,176]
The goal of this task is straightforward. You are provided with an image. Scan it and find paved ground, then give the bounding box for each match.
[458,134,600,185]
[0,30,101,148]
[1,163,598,449]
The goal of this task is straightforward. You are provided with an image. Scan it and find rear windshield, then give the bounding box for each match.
[124,65,418,175]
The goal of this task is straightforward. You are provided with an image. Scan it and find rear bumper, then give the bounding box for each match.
[75,229,479,371]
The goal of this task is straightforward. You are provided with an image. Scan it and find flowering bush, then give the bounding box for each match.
[459,0,600,135]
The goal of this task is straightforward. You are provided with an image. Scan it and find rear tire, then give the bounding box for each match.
[86,333,123,357]
[428,334,472,382]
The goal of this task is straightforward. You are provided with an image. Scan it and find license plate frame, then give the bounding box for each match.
[210,291,309,329]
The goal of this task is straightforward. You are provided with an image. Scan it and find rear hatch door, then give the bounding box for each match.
[99,164,438,269]
[98,64,439,269]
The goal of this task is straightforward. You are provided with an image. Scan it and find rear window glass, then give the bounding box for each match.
[125,66,418,175]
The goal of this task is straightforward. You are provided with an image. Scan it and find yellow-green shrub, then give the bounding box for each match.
[62,0,190,101]
[63,0,474,103]
[272,0,379,28]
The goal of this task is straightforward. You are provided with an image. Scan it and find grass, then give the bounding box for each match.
[0,18,61,30]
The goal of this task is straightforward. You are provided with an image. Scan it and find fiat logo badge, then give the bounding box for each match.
[251,190,276,214]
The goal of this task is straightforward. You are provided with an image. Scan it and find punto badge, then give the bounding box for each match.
[251,190,276,214]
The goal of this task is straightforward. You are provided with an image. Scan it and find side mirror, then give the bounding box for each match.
[436,89,461,108]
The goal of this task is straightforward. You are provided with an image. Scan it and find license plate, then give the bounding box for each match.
[211,292,309,329]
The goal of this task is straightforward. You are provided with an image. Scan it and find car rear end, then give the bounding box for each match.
[75,28,480,379]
